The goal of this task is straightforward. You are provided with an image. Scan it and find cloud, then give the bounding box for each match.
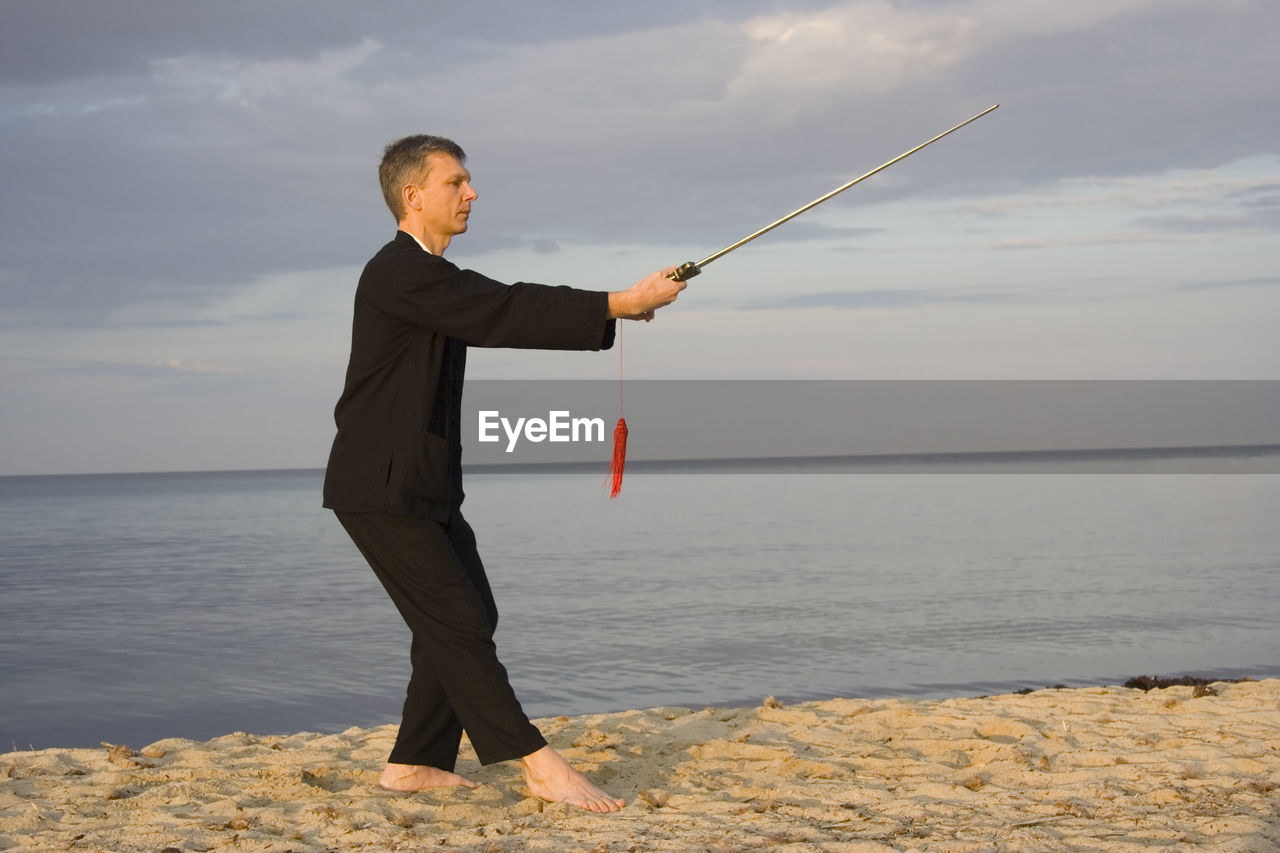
[5,1,1279,329]
[155,358,240,375]
[732,3,978,100]
[2,1,1280,472]
[965,166,1280,217]
[950,156,1280,250]
[740,286,1014,311]
[1171,275,1280,294]
[986,233,1189,251]
[528,238,562,255]
[0,1,593,86]
[45,357,242,379]
[726,0,1169,104]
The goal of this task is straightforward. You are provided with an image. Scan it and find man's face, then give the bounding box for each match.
[412,153,477,238]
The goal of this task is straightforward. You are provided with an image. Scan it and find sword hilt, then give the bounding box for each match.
[671,261,701,282]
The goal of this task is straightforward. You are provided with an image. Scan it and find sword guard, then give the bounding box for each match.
[671,261,701,281]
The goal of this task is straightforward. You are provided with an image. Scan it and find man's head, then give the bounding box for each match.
[379,134,468,221]
[379,134,477,253]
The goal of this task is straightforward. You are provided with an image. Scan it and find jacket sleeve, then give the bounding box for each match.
[360,241,615,351]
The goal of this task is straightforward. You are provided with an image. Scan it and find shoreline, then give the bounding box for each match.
[3,679,1278,852]
[9,669,1275,756]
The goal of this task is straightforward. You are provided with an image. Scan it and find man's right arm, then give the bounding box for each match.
[362,243,687,346]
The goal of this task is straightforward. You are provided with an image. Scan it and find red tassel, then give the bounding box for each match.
[607,417,628,498]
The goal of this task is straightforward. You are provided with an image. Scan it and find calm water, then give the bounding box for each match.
[1,455,1277,751]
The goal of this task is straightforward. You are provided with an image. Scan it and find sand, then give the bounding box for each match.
[2,679,1277,852]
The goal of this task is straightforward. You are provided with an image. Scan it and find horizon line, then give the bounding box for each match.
[4,441,1279,480]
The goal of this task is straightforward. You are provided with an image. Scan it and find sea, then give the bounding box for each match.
[2,449,1278,752]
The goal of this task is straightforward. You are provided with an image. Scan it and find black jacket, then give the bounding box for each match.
[323,231,615,520]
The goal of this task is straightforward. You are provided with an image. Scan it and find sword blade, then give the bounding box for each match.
[675,104,999,280]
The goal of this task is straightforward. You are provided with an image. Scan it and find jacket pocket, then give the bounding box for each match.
[385,431,452,507]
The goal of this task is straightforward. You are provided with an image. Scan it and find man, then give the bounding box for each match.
[323,135,684,812]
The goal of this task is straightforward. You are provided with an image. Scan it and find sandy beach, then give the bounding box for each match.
[2,679,1276,852]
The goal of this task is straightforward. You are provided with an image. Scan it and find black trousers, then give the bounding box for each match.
[335,510,547,769]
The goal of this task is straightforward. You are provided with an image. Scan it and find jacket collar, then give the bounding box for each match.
[395,229,434,254]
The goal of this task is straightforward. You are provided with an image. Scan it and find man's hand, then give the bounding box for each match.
[608,267,687,321]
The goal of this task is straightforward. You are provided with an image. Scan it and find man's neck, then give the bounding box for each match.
[398,223,449,256]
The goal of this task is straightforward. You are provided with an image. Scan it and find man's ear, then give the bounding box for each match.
[401,184,420,212]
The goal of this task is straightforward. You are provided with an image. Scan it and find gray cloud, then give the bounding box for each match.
[1171,275,1280,295]
[49,359,235,379]
[1131,211,1274,236]
[2,2,1279,475]
[529,238,562,255]
[0,1,827,84]
[739,285,1017,311]
[4,1,1278,331]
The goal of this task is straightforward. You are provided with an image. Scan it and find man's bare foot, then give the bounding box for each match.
[379,762,479,792]
[521,745,625,813]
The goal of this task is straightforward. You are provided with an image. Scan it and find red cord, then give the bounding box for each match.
[606,321,628,498]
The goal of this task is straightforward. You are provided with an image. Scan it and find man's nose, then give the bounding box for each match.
[464,183,477,201]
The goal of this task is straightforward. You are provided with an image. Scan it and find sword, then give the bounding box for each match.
[670,104,999,281]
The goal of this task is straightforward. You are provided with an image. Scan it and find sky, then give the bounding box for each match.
[1,0,1278,475]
